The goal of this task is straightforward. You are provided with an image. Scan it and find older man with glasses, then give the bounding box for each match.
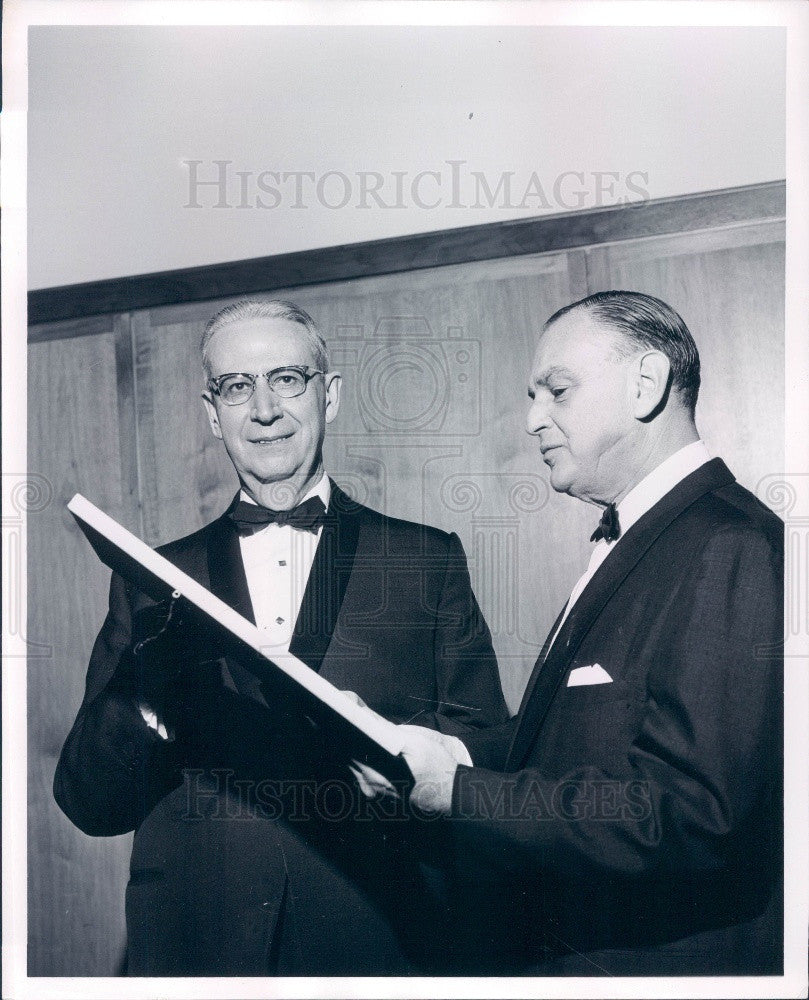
[54,298,508,976]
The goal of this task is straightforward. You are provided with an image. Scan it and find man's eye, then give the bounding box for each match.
[551,387,568,399]
[276,375,296,385]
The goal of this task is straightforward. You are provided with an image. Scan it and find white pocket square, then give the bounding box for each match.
[567,663,613,687]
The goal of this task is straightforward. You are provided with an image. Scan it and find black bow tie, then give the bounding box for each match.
[590,502,621,543]
[228,495,327,535]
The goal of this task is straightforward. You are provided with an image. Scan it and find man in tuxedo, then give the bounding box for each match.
[367,290,783,975]
[54,298,508,976]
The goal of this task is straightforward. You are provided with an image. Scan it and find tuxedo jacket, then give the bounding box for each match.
[54,483,509,976]
[449,459,783,976]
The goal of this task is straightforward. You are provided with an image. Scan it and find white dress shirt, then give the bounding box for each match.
[547,440,712,650]
[237,473,330,658]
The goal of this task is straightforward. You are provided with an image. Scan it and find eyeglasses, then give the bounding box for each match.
[207,366,326,406]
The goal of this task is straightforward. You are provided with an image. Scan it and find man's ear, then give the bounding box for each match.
[324,372,342,424]
[201,391,223,440]
[631,350,671,420]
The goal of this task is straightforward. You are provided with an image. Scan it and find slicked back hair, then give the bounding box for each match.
[545,290,701,414]
[201,299,329,380]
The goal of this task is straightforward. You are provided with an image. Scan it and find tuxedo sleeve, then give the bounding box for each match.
[423,532,512,764]
[449,522,782,880]
[53,572,179,836]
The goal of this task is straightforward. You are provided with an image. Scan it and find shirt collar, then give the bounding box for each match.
[609,440,711,543]
[239,472,331,512]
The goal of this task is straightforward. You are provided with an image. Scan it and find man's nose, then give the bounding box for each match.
[526,397,551,436]
[249,378,284,422]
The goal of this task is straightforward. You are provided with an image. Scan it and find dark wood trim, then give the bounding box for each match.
[28,181,784,328]
[28,313,115,345]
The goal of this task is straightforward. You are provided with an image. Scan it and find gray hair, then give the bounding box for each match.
[201,298,329,380]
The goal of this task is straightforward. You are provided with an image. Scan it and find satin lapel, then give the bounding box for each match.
[205,499,264,701]
[512,600,568,721]
[506,459,735,769]
[206,501,256,624]
[288,481,362,673]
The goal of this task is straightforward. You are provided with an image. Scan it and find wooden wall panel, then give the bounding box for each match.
[130,309,238,545]
[27,330,132,976]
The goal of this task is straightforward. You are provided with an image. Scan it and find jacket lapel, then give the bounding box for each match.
[506,458,735,769]
[205,497,265,701]
[288,481,362,672]
[511,600,568,721]
[206,497,256,624]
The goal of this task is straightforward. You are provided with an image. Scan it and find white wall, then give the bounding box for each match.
[27,25,785,289]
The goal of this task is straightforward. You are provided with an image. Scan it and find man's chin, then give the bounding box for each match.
[245,471,301,507]
[547,464,573,495]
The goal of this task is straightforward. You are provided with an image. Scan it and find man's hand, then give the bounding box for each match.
[401,725,473,768]
[399,726,460,815]
[352,724,466,816]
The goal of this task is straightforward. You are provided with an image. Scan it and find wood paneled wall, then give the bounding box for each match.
[27,185,785,975]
